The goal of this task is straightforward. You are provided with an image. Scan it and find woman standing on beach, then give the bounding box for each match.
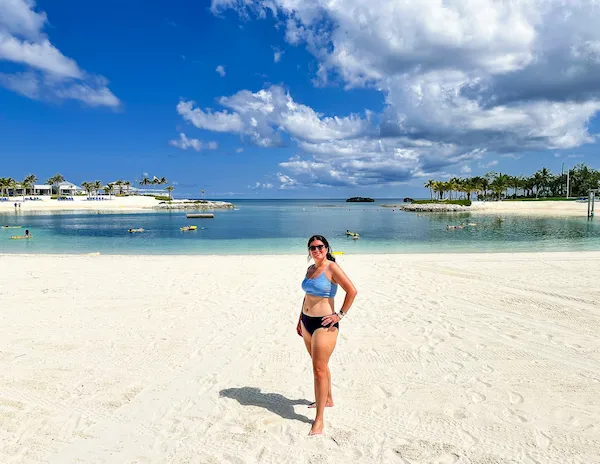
[297,235,357,435]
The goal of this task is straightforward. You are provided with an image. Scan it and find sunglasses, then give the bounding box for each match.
[309,245,326,251]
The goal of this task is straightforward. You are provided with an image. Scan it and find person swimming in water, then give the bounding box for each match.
[297,234,357,436]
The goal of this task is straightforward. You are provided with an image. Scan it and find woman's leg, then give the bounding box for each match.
[303,322,334,408]
[301,321,312,357]
[309,327,338,435]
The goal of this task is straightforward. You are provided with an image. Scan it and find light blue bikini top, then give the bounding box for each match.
[302,264,338,298]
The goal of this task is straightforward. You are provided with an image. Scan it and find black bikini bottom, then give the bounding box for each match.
[301,313,339,335]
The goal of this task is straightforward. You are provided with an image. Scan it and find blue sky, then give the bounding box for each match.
[1,0,599,199]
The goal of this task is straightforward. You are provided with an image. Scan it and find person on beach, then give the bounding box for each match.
[296,235,357,436]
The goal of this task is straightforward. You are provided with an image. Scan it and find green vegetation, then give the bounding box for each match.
[413,199,471,206]
[154,196,171,201]
[424,163,600,201]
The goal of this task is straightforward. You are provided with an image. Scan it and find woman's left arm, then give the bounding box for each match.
[321,263,357,328]
[332,263,357,314]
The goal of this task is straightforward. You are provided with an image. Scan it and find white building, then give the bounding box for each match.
[33,184,52,195]
[53,181,83,196]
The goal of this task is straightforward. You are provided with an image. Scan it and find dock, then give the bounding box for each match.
[186,213,215,219]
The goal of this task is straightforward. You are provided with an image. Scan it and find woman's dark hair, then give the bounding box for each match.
[307,234,336,262]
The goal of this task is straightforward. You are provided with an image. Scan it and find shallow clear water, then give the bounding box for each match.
[1,199,599,255]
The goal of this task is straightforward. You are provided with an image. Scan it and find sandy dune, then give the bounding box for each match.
[1,252,599,463]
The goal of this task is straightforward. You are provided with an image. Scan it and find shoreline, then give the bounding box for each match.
[0,198,592,216]
[2,252,599,462]
[2,250,600,258]
[392,200,590,216]
[0,196,234,213]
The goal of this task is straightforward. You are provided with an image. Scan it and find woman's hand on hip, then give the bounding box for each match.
[321,313,340,327]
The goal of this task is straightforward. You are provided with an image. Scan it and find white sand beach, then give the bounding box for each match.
[1,252,599,463]
[0,196,162,212]
[470,200,590,217]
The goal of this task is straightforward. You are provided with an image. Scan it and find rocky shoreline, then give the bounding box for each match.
[382,203,471,212]
[153,200,235,210]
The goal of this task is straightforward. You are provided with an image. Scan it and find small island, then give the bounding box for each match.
[346,197,375,203]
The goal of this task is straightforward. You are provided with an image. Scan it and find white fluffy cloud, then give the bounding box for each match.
[177,85,369,147]
[169,133,218,152]
[249,181,273,190]
[215,65,226,77]
[0,0,119,107]
[205,0,600,188]
[276,172,299,189]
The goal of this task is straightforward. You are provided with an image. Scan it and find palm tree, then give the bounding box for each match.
[104,183,114,198]
[424,180,434,200]
[510,175,523,198]
[93,180,102,196]
[166,185,174,200]
[115,180,123,195]
[463,178,478,201]
[46,173,65,198]
[22,174,37,197]
[139,177,150,193]
[0,177,10,197]
[432,181,445,200]
[200,189,205,200]
[124,180,131,195]
[81,182,93,197]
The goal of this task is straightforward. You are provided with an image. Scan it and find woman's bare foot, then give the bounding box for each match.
[308,399,334,408]
[308,419,324,436]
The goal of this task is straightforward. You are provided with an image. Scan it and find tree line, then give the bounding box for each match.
[0,174,174,199]
[424,164,600,201]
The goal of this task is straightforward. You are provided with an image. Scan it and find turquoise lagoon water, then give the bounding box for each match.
[1,199,599,255]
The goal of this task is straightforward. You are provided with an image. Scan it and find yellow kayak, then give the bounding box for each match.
[345,231,360,237]
[127,228,144,233]
[2,226,22,229]
[331,251,344,255]
[11,235,32,239]
[180,225,198,231]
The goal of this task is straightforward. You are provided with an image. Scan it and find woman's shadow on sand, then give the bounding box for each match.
[219,387,313,424]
